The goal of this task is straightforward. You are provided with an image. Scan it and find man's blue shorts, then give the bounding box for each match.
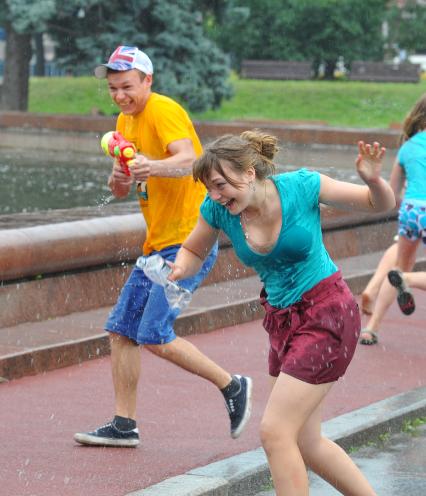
[105,243,218,345]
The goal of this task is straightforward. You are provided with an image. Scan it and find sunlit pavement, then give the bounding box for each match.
[0,291,425,496]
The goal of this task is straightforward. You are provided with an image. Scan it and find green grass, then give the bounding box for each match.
[28,74,426,128]
[29,77,115,115]
[402,416,426,435]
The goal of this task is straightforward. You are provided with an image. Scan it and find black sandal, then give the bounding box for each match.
[359,329,378,345]
[388,270,416,315]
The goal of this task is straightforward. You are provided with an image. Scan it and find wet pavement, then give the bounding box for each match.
[1,289,426,496]
[256,424,426,495]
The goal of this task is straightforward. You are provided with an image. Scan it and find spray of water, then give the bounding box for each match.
[95,194,115,209]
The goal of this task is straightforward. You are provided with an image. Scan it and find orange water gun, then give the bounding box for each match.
[101,131,136,176]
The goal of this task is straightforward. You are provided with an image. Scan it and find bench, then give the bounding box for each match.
[348,61,421,83]
[241,60,312,80]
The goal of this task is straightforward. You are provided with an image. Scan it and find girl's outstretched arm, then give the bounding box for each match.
[319,141,396,212]
[168,216,219,281]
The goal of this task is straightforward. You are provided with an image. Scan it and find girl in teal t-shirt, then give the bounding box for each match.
[169,130,395,496]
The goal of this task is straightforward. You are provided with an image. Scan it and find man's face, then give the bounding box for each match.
[107,69,152,116]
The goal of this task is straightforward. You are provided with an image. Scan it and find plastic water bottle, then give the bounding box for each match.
[136,254,192,311]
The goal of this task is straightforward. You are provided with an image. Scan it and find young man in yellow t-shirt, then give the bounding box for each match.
[74,46,252,447]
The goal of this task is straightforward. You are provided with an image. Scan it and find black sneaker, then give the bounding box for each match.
[74,421,139,447]
[388,269,416,315]
[224,375,253,439]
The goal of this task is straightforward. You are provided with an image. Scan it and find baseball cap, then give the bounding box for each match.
[94,45,154,79]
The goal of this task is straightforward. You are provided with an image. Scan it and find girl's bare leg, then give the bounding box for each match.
[403,271,426,290]
[260,373,376,496]
[298,397,376,495]
[361,243,397,315]
[363,237,419,335]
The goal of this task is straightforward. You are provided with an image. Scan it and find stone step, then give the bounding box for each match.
[2,250,426,382]
[0,208,398,329]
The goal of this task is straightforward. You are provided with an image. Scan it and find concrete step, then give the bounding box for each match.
[0,275,262,381]
[1,250,425,382]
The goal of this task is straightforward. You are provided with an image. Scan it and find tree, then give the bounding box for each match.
[0,0,59,110]
[0,21,32,110]
[288,0,387,78]
[211,0,387,78]
[48,0,232,112]
[209,0,301,69]
[386,1,426,55]
[1,0,231,112]
[33,32,46,77]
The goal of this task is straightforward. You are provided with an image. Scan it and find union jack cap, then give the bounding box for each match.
[94,46,154,79]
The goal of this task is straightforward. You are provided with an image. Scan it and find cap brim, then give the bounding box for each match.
[94,65,108,79]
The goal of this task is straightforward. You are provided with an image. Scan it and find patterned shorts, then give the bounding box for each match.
[398,199,426,245]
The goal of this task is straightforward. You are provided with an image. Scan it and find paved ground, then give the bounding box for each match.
[1,290,425,496]
[256,424,426,495]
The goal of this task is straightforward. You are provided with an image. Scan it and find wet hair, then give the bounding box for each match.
[193,129,278,188]
[400,93,426,144]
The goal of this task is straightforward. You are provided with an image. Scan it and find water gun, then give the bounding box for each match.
[101,131,136,176]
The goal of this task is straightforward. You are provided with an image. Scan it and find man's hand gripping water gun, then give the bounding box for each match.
[101,131,136,176]
[101,131,150,200]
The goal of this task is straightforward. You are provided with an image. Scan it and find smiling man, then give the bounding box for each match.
[74,46,252,448]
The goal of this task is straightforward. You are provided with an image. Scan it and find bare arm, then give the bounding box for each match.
[319,141,396,212]
[389,159,406,206]
[168,216,219,281]
[130,138,197,182]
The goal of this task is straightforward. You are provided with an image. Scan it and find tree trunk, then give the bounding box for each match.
[0,22,32,111]
[34,33,46,77]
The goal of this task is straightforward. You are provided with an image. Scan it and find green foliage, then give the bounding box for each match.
[402,416,426,436]
[48,0,232,112]
[211,0,387,76]
[5,0,57,32]
[287,0,386,76]
[386,3,426,54]
[210,0,301,69]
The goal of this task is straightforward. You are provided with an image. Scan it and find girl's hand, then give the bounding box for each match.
[166,261,185,282]
[355,141,386,185]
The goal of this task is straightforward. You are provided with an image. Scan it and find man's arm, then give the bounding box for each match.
[130,138,197,182]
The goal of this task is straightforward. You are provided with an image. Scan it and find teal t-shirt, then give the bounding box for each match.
[200,169,337,308]
[397,130,426,200]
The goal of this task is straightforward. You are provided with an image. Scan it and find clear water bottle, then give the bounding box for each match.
[136,254,192,311]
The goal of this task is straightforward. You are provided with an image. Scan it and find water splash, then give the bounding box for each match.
[95,194,115,209]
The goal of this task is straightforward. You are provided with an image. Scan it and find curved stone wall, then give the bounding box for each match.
[0,214,145,282]
[0,111,401,152]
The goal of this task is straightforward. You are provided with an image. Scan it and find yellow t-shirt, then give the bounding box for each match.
[116,93,206,255]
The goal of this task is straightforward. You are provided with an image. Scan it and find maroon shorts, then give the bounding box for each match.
[260,271,360,384]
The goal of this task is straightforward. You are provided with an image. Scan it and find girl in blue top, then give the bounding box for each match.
[169,130,395,496]
[361,94,426,344]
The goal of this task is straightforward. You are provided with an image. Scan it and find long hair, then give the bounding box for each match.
[400,94,426,144]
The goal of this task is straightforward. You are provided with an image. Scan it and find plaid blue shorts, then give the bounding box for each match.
[398,199,426,245]
[105,243,218,345]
